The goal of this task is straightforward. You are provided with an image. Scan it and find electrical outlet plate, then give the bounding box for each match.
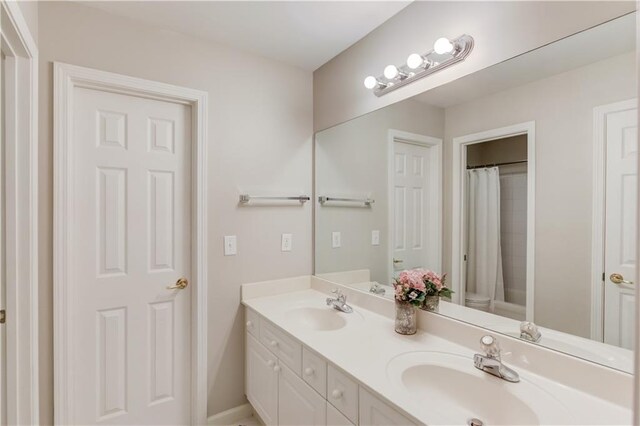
[224,235,237,256]
[332,231,341,248]
[281,233,292,252]
[371,230,380,246]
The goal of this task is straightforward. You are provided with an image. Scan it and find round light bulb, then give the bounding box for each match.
[433,37,454,54]
[383,64,399,79]
[406,53,424,69]
[363,76,378,89]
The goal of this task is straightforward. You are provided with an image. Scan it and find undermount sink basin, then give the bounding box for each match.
[283,307,349,331]
[386,351,569,425]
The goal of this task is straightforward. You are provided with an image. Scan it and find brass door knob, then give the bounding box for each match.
[167,277,189,290]
[610,273,634,285]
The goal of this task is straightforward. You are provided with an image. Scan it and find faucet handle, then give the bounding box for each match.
[520,321,541,341]
[520,321,537,333]
[332,288,346,302]
[480,335,501,358]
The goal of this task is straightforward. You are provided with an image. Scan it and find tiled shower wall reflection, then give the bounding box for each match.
[500,172,527,306]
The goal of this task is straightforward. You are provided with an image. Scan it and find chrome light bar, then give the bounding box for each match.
[365,34,474,97]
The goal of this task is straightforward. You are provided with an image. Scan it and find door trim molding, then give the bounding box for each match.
[0,1,39,424]
[590,98,637,341]
[53,62,208,425]
[451,121,536,321]
[387,129,443,278]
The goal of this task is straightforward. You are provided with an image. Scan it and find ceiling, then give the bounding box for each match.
[413,13,635,108]
[81,1,412,71]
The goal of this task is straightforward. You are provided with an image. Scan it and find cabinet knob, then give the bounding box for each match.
[273,365,281,373]
[270,340,278,347]
[267,360,275,367]
[246,320,253,328]
[304,367,314,376]
[331,389,343,399]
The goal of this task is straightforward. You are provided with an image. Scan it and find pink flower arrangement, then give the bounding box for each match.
[393,268,427,306]
[393,268,452,306]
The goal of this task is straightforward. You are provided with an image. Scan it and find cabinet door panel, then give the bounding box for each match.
[359,388,416,426]
[278,364,326,425]
[246,334,278,425]
[327,402,354,426]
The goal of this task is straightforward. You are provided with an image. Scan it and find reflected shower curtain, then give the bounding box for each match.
[466,167,505,308]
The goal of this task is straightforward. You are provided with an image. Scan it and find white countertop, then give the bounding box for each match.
[242,287,632,425]
[339,279,633,373]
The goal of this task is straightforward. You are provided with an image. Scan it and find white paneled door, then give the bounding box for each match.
[72,87,192,424]
[392,141,431,274]
[604,106,637,349]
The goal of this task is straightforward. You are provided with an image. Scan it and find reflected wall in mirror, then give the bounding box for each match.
[314,13,637,373]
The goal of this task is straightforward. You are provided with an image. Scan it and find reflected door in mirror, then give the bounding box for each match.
[604,103,637,349]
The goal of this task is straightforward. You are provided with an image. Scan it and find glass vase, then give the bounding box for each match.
[395,301,417,335]
[422,295,440,312]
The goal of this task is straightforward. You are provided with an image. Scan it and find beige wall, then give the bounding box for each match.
[37,2,312,422]
[444,52,636,337]
[313,1,634,131]
[315,99,444,284]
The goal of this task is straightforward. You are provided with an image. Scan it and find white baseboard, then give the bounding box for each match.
[207,403,254,425]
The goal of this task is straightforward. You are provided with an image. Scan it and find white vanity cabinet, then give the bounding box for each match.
[327,365,359,424]
[247,333,324,425]
[245,308,416,426]
[279,364,327,425]
[246,333,279,425]
[359,388,417,426]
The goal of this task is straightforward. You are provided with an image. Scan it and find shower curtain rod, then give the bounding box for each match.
[466,160,528,170]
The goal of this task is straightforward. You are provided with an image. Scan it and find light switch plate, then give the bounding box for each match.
[371,230,380,246]
[281,233,292,252]
[332,231,341,248]
[224,235,237,256]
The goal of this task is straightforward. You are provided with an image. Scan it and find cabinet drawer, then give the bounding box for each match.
[245,308,260,338]
[278,364,326,425]
[327,402,354,426]
[359,388,416,426]
[302,347,327,398]
[260,319,302,375]
[327,365,358,424]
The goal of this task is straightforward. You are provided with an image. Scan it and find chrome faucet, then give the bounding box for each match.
[473,335,520,383]
[326,289,353,313]
[520,321,541,343]
[369,282,386,295]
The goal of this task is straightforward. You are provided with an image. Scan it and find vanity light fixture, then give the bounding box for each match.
[383,64,408,80]
[363,75,386,90]
[406,53,427,70]
[383,65,398,79]
[364,34,474,97]
[433,37,455,54]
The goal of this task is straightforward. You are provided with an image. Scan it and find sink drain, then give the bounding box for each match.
[467,418,484,426]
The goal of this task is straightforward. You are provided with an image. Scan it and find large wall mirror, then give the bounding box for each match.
[314,13,636,373]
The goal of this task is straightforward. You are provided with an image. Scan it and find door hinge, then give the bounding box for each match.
[464,254,467,261]
[602,272,605,282]
[0,310,5,324]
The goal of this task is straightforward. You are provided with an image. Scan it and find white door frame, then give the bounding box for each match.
[591,98,637,341]
[451,121,536,321]
[0,2,39,424]
[387,129,443,276]
[54,62,208,425]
